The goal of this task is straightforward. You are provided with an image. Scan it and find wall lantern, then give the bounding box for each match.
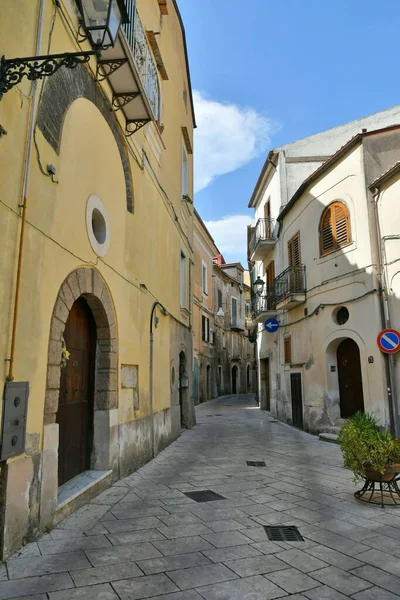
[77,0,128,49]
[0,0,128,100]
[253,276,265,297]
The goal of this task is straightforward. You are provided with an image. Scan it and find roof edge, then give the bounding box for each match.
[278,124,400,223]
[171,0,196,128]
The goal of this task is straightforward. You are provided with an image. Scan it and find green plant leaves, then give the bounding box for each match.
[338,411,400,482]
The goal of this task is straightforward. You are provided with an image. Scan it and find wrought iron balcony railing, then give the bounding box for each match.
[246,289,276,320]
[275,265,306,303]
[123,0,160,121]
[248,218,275,258]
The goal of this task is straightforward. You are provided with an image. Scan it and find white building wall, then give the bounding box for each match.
[257,145,390,432]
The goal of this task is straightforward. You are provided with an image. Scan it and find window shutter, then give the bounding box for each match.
[288,234,301,267]
[334,203,350,246]
[218,289,222,309]
[320,202,350,256]
[206,317,210,342]
[232,298,237,323]
[202,316,206,341]
[284,336,292,364]
[321,208,334,253]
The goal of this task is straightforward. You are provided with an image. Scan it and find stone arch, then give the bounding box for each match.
[45,267,118,425]
[40,267,118,530]
[37,64,134,213]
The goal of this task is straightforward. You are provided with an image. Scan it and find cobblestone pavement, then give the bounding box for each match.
[2,394,400,599]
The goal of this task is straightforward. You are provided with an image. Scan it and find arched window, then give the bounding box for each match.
[320,202,351,256]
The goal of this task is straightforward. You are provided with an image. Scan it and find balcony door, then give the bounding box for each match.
[288,233,301,290]
[266,261,275,309]
[264,201,271,237]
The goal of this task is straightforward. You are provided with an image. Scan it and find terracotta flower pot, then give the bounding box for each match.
[365,464,400,482]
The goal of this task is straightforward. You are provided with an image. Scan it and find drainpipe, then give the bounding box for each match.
[6,0,46,381]
[149,301,169,458]
[371,187,399,436]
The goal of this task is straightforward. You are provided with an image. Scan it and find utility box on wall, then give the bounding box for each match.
[1,382,29,460]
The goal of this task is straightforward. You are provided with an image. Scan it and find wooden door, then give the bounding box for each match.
[337,339,365,418]
[290,373,303,429]
[263,359,270,410]
[232,366,237,394]
[57,298,96,486]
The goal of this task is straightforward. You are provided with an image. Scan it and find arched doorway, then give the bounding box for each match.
[337,338,364,418]
[57,298,96,485]
[232,365,238,394]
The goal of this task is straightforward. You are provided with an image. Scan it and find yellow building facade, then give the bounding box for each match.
[0,0,195,558]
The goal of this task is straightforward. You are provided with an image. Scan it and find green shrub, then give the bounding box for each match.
[338,411,400,482]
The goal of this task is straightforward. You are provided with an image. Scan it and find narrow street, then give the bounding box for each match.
[2,395,400,600]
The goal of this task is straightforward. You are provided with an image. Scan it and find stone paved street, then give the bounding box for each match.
[2,394,400,599]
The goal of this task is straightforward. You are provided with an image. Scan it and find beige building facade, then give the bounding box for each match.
[248,110,400,436]
[193,211,256,402]
[0,0,195,559]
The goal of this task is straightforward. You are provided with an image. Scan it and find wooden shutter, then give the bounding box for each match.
[206,317,210,342]
[288,233,301,267]
[202,316,206,341]
[266,261,275,287]
[284,336,292,364]
[320,202,350,255]
[232,298,237,324]
[218,289,222,309]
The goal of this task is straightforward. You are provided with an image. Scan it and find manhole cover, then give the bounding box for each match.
[246,461,266,467]
[183,490,226,503]
[264,526,304,542]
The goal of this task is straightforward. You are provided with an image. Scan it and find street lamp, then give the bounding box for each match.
[0,0,127,100]
[77,0,127,49]
[253,276,265,297]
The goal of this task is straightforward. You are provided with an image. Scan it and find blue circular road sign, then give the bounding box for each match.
[377,329,400,354]
[264,317,279,333]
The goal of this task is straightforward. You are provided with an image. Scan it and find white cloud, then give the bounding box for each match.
[193,90,276,193]
[205,214,253,264]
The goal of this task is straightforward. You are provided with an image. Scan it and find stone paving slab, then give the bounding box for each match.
[136,552,212,575]
[311,566,373,595]
[167,563,238,590]
[265,567,319,594]
[70,561,143,586]
[7,552,91,579]
[196,574,287,600]
[49,583,119,600]
[112,573,179,599]
[0,573,73,599]
[224,554,288,577]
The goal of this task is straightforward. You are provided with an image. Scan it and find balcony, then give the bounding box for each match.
[275,265,306,310]
[245,289,277,327]
[98,0,161,134]
[248,218,276,261]
[231,318,245,332]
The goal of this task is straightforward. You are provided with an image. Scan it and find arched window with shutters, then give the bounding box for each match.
[319,201,351,256]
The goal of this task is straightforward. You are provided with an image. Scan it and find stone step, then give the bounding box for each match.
[318,426,342,435]
[319,433,340,444]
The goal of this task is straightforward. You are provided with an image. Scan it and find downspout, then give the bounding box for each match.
[371,187,399,436]
[149,301,169,458]
[6,0,46,381]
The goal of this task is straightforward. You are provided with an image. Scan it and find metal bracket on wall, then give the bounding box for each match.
[112,92,140,111]
[96,58,127,82]
[125,119,150,136]
[0,125,7,138]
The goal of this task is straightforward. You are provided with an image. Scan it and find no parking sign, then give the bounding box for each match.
[377,329,400,354]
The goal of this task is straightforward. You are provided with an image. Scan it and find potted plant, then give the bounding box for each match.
[338,412,400,483]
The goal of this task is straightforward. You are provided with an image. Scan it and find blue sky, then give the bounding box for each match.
[178,0,400,264]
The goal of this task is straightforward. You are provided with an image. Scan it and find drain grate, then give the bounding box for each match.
[183,490,226,503]
[246,461,266,467]
[264,525,304,542]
